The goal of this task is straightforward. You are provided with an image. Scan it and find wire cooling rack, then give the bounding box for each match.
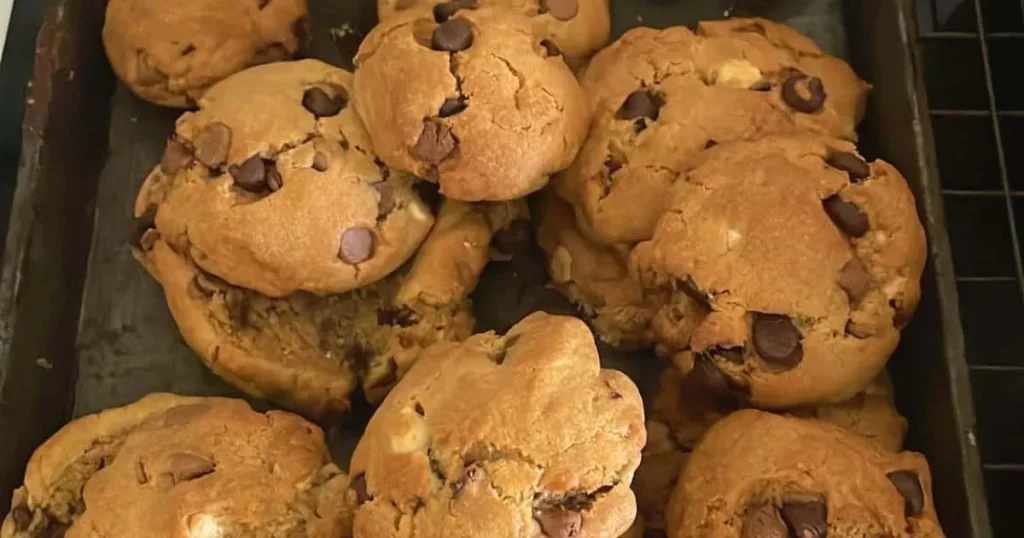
[914,0,1024,535]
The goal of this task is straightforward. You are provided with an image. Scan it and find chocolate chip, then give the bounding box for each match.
[780,500,828,538]
[431,18,474,52]
[781,74,827,113]
[229,155,269,193]
[302,87,347,118]
[352,473,370,504]
[135,460,149,484]
[181,44,196,56]
[433,0,476,22]
[439,97,468,117]
[826,152,870,182]
[838,257,872,303]
[541,0,579,20]
[374,183,396,217]
[741,504,787,538]
[160,138,193,175]
[540,39,563,58]
[493,220,533,256]
[130,205,159,249]
[193,122,232,168]
[823,195,869,238]
[451,462,485,497]
[167,453,216,483]
[704,139,719,149]
[312,151,330,172]
[414,402,425,416]
[887,471,925,517]
[751,313,803,369]
[411,121,457,165]
[534,508,582,538]
[378,306,417,327]
[339,227,375,264]
[11,503,31,531]
[616,90,662,121]
[684,355,747,409]
[750,79,773,92]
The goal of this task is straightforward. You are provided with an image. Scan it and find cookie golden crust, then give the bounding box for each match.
[134,199,496,419]
[632,135,926,409]
[353,7,589,202]
[135,60,435,299]
[667,410,945,538]
[377,0,611,65]
[103,0,309,108]
[349,313,646,538]
[1,395,354,538]
[535,189,655,348]
[554,19,870,245]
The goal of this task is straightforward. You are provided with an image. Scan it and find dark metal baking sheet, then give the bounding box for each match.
[0,0,992,536]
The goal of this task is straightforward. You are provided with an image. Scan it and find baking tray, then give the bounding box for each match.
[0,0,992,536]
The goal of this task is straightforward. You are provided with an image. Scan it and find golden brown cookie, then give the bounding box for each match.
[134,200,495,419]
[632,135,926,408]
[0,394,354,538]
[535,188,654,348]
[377,0,611,65]
[653,366,907,453]
[349,313,646,538]
[135,59,435,298]
[667,410,945,538]
[554,19,870,245]
[103,0,309,107]
[354,6,589,202]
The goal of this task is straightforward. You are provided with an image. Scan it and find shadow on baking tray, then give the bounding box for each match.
[915,0,1024,535]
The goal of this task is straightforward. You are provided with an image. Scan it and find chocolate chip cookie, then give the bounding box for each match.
[535,188,654,348]
[353,6,589,202]
[134,199,495,418]
[667,410,945,538]
[0,394,354,538]
[377,0,611,65]
[654,366,907,453]
[135,59,435,298]
[632,135,926,409]
[553,19,870,245]
[349,313,646,538]
[103,0,310,107]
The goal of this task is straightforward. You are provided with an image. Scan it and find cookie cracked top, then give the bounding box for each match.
[554,19,870,245]
[103,0,310,108]
[667,410,945,538]
[349,313,646,538]
[0,394,354,538]
[631,135,926,409]
[353,6,589,202]
[377,0,611,65]
[134,60,435,298]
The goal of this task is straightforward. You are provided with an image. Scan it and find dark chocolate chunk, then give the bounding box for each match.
[741,503,787,538]
[229,155,268,193]
[193,122,232,168]
[887,470,925,517]
[826,152,870,182]
[411,121,457,165]
[838,257,872,303]
[339,227,376,264]
[160,138,193,175]
[781,74,826,113]
[823,195,869,238]
[375,182,396,217]
[431,18,474,52]
[433,0,476,22]
[302,87,347,118]
[751,313,803,369]
[780,500,828,538]
[541,0,579,20]
[439,97,468,117]
[616,90,662,121]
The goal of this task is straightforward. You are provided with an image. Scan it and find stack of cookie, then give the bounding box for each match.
[0,1,950,537]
